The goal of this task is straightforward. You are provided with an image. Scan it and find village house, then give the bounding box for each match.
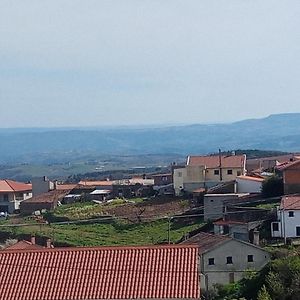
[173,154,246,196]
[152,173,174,196]
[203,193,249,221]
[0,180,32,213]
[271,195,300,239]
[181,232,270,290]
[276,160,300,194]
[20,188,73,215]
[0,244,200,300]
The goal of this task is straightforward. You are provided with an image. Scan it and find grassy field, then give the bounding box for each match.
[0,218,204,247]
[0,197,203,246]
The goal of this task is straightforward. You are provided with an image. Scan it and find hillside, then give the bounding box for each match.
[0,113,300,165]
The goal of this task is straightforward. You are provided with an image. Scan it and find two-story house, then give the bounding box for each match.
[0,180,32,213]
[271,195,300,239]
[174,154,246,195]
[181,232,270,290]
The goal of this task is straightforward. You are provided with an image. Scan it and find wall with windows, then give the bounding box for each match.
[279,210,300,238]
[201,239,270,289]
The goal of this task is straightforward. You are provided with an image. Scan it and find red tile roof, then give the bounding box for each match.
[187,155,246,169]
[79,180,113,186]
[4,240,44,251]
[0,245,200,300]
[213,219,247,226]
[22,190,69,204]
[280,195,300,210]
[180,232,230,254]
[0,180,32,193]
[276,159,300,171]
[55,184,78,190]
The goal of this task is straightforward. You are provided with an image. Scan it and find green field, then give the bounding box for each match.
[0,218,204,247]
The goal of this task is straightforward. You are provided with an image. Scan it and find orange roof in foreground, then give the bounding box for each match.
[0,180,32,193]
[187,154,246,168]
[0,245,200,300]
[280,195,300,210]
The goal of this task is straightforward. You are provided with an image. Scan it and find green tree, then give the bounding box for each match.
[257,285,272,300]
[261,175,283,198]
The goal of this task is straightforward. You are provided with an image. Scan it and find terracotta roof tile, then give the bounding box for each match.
[187,155,246,169]
[0,180,32,193]
[22,190,70,204]
[280,195,300,210]
[181,232,230,254]
[4,240,44,251]
[0,245,200,300]
[55,184,78,190]
[79,180,113,186]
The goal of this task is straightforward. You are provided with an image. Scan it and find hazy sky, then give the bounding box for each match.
[0,1,299,127]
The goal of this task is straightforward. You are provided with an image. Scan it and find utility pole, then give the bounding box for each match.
[167,217,172,244]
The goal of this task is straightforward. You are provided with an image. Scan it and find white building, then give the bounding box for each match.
[0,180,32,213]
[181,232,270,290]
[236,175,264,193]
[271,195,300,239]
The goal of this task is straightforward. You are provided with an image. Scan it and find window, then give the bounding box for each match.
[227,169,233,175]
[296,227,300,237]
[226,256,233,264]
[214,169,219,175]
[237,171,241,176]
[248,255,254,262]
[272,222,279,231]
[208,258,215,265]
[178,172,182,177]
[3,194,8,201]
[289,211,294,217]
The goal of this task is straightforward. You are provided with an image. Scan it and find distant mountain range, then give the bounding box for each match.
[1,113,300,164]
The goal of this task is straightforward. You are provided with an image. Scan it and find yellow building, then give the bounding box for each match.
[174,154,246,195]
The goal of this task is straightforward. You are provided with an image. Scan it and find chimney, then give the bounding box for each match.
[253,230,260,246]
[30,235,36,245]
[46,238,52,248]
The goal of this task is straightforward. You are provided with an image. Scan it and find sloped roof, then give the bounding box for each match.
[0,245,200,300]
[181,232,231,254]
[22,190,69,204]
[187,155,246,168]
[237,175,264,182]
[79,180,113,186]
[280,195,300,210]
[0,180,32,193]
[276,159,300,171]
[3,240,44,251]
[55,184,78,190]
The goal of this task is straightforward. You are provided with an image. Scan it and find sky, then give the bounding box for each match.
[0,0,300,127]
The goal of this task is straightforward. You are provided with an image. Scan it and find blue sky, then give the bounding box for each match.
[0,0,299,127]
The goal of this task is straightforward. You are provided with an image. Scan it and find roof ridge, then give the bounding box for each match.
[5,179,15,191]
[1,244,199,254]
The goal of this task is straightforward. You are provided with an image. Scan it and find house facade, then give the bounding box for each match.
[181,232,270,290]
[0,180,32,213]
[236,175,264,193]
[271,195,300,239]
[173,154,246,196]
[278,160,300,194]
